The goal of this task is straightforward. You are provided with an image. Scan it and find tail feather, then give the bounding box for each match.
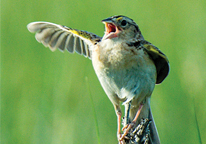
[149,107,160,144]
[127,98,160,143]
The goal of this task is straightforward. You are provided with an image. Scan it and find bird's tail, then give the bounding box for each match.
[128,98,160,144]
[148,106,160,144]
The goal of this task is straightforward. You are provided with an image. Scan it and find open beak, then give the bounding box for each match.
[101,18,121,39]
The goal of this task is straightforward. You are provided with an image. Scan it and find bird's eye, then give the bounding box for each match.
[121,20,127,27]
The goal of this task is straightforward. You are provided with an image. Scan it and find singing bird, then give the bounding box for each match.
[27,15,169,143]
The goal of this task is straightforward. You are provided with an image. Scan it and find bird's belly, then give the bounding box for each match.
[101,64,155,100]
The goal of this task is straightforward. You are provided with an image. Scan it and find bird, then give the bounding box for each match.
[27,15,169,144]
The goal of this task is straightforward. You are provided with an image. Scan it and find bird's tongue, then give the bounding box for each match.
[107,23,116,34]
[105,23,119,39]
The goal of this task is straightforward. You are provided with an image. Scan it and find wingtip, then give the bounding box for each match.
[27,21,45,33]
[27,22,37,33]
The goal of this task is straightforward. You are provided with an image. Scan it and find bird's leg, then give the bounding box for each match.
[124,101,131,126]
[120,104,143,141]
[114,105,126,144]
[117,111,122,139]
[114,105,122,138]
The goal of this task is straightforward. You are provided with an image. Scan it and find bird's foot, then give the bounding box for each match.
[117,133,125,144]
[119,121,135,141]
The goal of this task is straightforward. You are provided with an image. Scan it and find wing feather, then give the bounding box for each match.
[56,33,68,51]
[143,42,170,84]
[27,22,102,58]
[67,34,75,53]
[75,37,82,55]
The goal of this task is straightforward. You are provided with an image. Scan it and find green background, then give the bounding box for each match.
[1,0,206,144]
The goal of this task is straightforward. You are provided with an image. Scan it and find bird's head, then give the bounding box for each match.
[102,15,144,41]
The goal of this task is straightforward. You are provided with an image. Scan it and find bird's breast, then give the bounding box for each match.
[92,39,151,71]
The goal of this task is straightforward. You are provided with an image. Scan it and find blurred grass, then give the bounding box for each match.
[1,0,206,144]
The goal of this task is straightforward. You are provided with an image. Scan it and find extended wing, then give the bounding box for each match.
[27,22,102,59]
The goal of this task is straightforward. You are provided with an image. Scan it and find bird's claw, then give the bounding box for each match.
[117,133,125,144]
[119,122,135,141]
